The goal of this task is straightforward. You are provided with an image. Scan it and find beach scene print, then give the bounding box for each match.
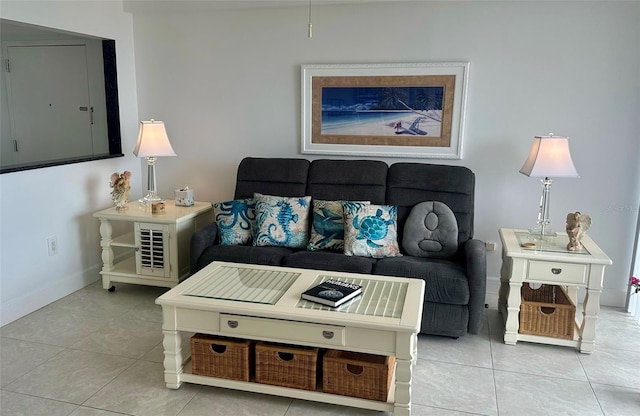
[321,86,444,137]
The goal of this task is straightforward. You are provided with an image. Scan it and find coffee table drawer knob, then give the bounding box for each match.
[552,268,562,274]
[227,320,239,329]
[322,331,334,339]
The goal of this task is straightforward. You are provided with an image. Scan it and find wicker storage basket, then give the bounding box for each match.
[323,350,395,401]
[255,342,319,390]
[520,283,576,339]
[190,334,252,381]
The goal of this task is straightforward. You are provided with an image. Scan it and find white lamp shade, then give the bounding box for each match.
[519,135,579,178]
[133,120,176,157]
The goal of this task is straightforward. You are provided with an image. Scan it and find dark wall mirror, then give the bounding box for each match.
[0,19,122,174]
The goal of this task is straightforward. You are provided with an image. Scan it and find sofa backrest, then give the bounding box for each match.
[387,162,475,244]
[233,157,475,246]
[234,157,310,199]
[306,159,387,204]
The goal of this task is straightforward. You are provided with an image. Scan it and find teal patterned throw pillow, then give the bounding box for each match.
[307,200,369,251]
[253,193,311,249]
[342,202,401,258]
[212,198,256,245]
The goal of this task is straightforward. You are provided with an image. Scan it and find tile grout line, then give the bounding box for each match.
[487,309,501,416]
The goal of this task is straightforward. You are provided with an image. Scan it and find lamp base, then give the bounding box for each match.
[528,224,557,237]
[528,177,557,237]
[138,191,164,206]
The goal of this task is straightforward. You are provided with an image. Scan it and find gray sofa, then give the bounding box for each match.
[190,157,486,338]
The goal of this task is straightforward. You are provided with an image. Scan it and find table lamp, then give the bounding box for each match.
[133,119,176,205]
[519,134,579,236]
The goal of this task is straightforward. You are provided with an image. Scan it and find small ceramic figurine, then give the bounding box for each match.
[109,171,131,210]
[566,211,591,251]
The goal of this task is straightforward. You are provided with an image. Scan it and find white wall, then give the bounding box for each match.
[131,1,639,307]
[0,1,141,325]
[2,1,635,325]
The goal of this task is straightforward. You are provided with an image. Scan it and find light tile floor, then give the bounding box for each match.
[1,282,639,415]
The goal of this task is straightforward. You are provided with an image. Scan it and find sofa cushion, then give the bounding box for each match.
[197,245,293,271]
[386,162,475,244]
[282,251,375,274]
[342,202,401,258]
[307,200,345,251]
[373,256,469,305]
[403,201,458,258]
[253,193,312,249]
[307,200,369,251]
[212,198,256,245]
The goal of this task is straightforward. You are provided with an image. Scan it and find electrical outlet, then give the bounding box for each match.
[485,241,496,252]
[47,236,58,256]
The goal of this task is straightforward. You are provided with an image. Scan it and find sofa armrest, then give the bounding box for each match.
[190,222,219,275]
[464,238,487,334]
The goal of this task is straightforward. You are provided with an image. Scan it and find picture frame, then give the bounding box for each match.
[301,62,469,159]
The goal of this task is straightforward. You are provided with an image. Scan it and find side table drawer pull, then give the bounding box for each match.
[551,268,562,274]
[322,331,334,339]
[227,320,239,329]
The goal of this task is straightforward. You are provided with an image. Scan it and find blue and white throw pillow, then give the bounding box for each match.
[307,200,369,251]
[342,202,401,258]
[253,193,312,249]
[212,198,256,245]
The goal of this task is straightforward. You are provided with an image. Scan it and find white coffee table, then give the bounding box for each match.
[156,261,425,416]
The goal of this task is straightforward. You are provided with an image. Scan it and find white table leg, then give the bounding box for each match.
[394,334,415,415]
[162,329,184,388]
[394,358,412,416]
[579,288,600,354]
[504,281,522,345]
[98,218,114,290]
[498,255,511,315]
[566,286,579,307]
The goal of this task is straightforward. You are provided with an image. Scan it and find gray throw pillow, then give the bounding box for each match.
[403,201,458,258]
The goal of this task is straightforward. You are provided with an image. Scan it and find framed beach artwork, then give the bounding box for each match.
[301,62,469,159]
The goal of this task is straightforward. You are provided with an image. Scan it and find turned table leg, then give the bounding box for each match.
[98,218,114,290]
[162,329,184,389]
[394,333,416,415]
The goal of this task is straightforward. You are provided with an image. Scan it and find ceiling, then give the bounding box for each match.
[122,0,404,12]
[1,1,403,37]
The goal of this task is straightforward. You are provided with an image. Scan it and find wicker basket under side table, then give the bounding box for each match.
[520,283,576,340]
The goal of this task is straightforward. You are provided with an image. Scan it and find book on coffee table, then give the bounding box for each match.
[301,279,362,307]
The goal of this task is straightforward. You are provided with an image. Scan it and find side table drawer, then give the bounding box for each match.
[220,313,345,346]
[527,261,587,284]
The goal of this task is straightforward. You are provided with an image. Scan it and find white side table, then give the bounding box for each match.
[93,201,213,291]
[498,228,612,353]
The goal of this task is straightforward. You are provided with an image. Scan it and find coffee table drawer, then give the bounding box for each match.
[527,261,587,285]
[220,314,345,346]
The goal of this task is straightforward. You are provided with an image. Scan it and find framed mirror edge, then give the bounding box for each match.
[0,153,125,174]
[0,18,123,174]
